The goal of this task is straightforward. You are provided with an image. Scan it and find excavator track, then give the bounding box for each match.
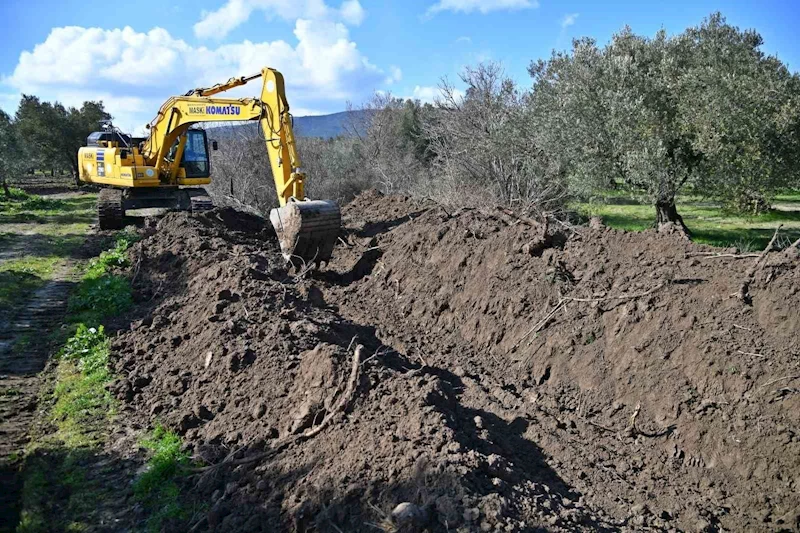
[187,188,214,214]
[97,188,125,230]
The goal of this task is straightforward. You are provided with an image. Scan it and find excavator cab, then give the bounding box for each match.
[168,129,211,179]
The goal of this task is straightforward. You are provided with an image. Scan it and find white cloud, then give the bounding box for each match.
[385,66,402,85]
[3,22,391,130]
[561,12,579,29]
[0,92,20,115]
[426,0,536,17]
[409,85,464,104]
[455,36,472,44]
[411,85,441,102]
[340,0,365,25]
[194,0,364,40]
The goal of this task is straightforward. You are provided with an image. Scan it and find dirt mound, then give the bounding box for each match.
[110,195,800,532]
[325,193,800,531]
[112,207,608,532]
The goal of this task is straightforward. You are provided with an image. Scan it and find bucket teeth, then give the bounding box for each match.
[270,200,341,266]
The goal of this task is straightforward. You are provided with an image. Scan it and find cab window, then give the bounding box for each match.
[181,130,210,178]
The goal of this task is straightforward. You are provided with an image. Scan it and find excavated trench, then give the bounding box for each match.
[109,191,800,532]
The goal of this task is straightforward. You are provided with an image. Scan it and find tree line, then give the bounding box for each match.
[3,13,797,233]
[210,13,799,235]
[0,96,110,195]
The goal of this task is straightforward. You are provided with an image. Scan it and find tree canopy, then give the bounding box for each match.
[14,95,110,183]
[528,13,800,228]
[0,109,24,196]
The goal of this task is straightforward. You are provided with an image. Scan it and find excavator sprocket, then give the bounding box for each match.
[269,199,341,267]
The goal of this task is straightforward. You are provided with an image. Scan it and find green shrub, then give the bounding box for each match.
[59,324,110,375]
[68,234,137,323]
[84,237,132,279]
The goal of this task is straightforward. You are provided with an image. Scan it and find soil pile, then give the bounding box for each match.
[111,193,800,532]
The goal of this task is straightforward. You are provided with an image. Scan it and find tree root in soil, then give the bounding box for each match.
[190,343,365,477]
[513,281,670,351]
[581,402,675,440]
[736,224,782,305]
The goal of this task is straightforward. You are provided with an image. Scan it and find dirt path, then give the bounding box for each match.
[0,192,90,532]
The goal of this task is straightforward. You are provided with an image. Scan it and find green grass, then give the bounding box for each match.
[1,188,65,214]
[0,256,60,316]
[774,191,800,203]
[17,324,116,533]
[0,188,96,228]
[67,235,135,325]
[0,190,96,323]
[51,325,115,447]
[576,194,800,249]
[134,425,193,532]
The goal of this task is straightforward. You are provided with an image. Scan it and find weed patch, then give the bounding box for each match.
[0,188,64,213]
[67,235,135,324]
[51,325,114,447]
[134,425,193,532]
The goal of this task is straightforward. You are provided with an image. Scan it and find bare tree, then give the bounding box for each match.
[205,123,277,214]
[422,62,568,212]
[347,94,430,195]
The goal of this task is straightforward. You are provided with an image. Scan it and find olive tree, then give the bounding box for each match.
[531,30,702,232]
[680,14,800,213]
[0,110,24,196]
[14,95,110,184]
[529,13,800,231]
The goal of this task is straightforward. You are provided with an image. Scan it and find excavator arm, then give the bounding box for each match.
[140,67,340,265]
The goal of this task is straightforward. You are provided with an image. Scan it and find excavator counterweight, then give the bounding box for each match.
[77,67,341,265]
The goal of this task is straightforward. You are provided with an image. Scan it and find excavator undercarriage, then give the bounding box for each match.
[96,188,214,230]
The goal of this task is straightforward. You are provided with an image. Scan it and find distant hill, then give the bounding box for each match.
[207,110,369,140]
[294,111,360,138]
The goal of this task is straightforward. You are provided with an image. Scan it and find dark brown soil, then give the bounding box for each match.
[111,192,800,532]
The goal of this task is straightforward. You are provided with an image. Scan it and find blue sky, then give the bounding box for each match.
[1,0,797,133]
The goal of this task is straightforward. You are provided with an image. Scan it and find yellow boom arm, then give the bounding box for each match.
[141,67,304,207]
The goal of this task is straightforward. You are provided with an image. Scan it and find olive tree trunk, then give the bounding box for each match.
[655,199,691,236]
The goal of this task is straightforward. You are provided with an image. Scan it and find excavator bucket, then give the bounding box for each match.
[269,199,341,267]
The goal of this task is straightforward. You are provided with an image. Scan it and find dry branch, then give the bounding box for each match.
[736,225,782,304]
[513,282,669,351]
[737,350,766,359]
[759,374,800,390]
[565,282,667,303]
[686,252,761,259]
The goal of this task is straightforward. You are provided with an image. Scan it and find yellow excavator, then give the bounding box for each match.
[77,67,341,265]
